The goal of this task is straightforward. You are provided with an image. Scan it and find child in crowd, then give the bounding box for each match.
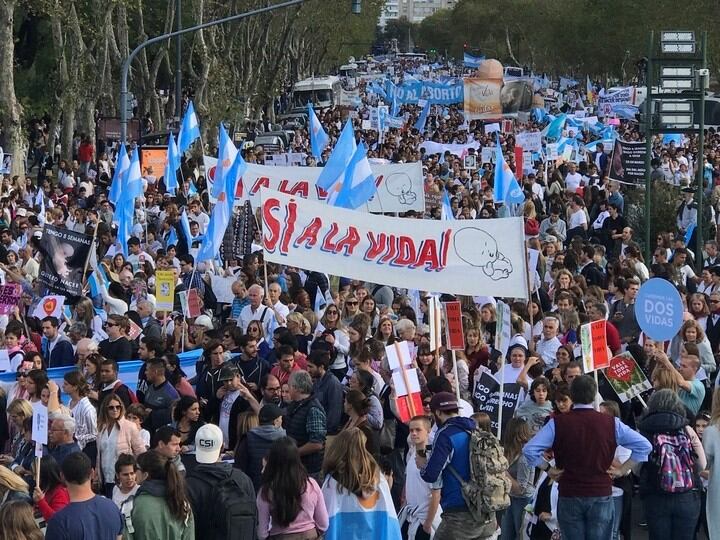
[126,404,151,448]
[112,454,139,531]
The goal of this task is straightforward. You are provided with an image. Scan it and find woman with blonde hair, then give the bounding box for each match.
[478,303,497,345]
[688,293,710,331]
[501,417,534,540]
[0,399,33,460]
[668,320,716,375]
[0,500,42,540]
[321,428,401,539]
[0,464,30,505]
[287,311,312,355]
[96,394,146,497]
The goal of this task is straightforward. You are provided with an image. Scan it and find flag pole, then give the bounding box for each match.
[451,349,460,402]
[81,225,99,290]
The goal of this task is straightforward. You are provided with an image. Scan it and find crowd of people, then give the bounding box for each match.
[0,53,719,540]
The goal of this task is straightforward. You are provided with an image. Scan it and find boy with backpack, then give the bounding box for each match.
[417,392,509,540]
[185,424,257,540]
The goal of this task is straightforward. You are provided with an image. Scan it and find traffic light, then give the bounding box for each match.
[351,0,361,14]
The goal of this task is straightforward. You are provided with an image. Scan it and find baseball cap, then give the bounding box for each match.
[429,392,459,413]
[195,424,223,464]
[218,365,239,382]
[259,404,283,424]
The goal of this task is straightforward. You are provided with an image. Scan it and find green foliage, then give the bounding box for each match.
[415,0,720,78]
[625,181,679,256]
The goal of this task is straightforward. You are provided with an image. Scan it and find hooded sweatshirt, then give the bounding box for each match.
[131,479,194,540]
[235,425,287,490]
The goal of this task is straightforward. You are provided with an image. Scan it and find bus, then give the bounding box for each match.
[290,76,342,111]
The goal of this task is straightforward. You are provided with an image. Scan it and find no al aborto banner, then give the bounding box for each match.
[204,158,425,214]
[261,189,529,299]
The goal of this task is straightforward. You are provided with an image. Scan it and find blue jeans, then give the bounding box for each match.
[611,495,622,540]
[501,495,530,540]
[557,495,614,540]
[643,491,701,540]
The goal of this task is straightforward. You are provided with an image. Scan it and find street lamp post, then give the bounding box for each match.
[120,0,318,144]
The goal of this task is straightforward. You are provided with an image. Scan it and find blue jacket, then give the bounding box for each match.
[420,415,476,511]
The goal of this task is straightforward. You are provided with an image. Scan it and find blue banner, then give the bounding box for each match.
[386,78,464,105]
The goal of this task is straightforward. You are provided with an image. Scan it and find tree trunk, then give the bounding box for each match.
[0,0,27,177]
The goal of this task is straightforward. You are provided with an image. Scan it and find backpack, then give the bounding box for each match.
[194,470,257,540]
[446,427,511,522]
[114,381,139,404]
[651,431,696,493]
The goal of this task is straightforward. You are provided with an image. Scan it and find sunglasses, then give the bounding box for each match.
[106,322,118,328]
[346,301,358,305]
[107,405,121,411]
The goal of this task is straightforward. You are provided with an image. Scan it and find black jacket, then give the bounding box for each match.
[185,462,256,540]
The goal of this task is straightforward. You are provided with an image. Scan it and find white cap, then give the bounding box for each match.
[195,424,223,464]
[194,314,213,330]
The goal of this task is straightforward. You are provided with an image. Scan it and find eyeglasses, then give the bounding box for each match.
[346,301,358,306]
[107,405,122,411]
[106,322,117,328]
[326,310,339,315]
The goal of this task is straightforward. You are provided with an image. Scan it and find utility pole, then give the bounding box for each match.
[643,33,653,264]
[175,0,182,123]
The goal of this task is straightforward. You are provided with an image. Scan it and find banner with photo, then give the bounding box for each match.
[463,78,533,120]
[37,225,93,297]
[261,189,529,299]
[609,140,647,184]
[204,158,425,213]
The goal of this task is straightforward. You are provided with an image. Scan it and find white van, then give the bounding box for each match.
[290,76,342,111]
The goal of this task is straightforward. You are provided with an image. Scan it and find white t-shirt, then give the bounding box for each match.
[568,209,587,229]
[565,172,583,191]
[219,389,241,447]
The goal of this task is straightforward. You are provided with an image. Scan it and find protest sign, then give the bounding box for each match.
[419,141,481,158]
[443,301,465,350]
[481,147,494,164]
[580,320,610,372]
[604,352,652,402]
[128,319,143,341]
[210,275,236,304]
[635,278,684,341]
[386,341,423,423]
[545,143,559,161]
[204,158,425,213]
[261,189,529,299]
[179,289,202,319]
[140,147,168,178]
[32,402,48,446]
[609,140,647,184]
[155,270,176,311]
[515,131,542,152]
[427,296,443,353]
[0,283,21,315]
[464,78,503,120]
[472,371,522,435]
[38,225,93,297]
[32,295,65,319]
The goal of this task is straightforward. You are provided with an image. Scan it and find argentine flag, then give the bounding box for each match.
[308,103,329,160]
[316,120,357,193]
[178,101,201,154]
[493,142,525,205]
[164,134,181,195]
[331,143,377,210]
[441,189,455,220]
[213,124,237,199]
[109,144,130,207]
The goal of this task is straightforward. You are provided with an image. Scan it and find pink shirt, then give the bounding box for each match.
[257,477,329,539]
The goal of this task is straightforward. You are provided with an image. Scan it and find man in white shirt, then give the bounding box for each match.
[266,282,289,325]
[672,248,697,287]
[189,199,210,233]
[564,162,583,193]
[126,237,156,272]
[566,196,588,243]
[239,284,275,340]
[536,316,562,369]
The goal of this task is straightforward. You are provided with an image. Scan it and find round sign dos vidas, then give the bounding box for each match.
[634,277,684,342]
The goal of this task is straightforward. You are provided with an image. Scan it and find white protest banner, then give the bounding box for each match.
[515,132,542,153]
[484,123,501,134]
[32,295,65,319]
[262,189,528,299]
[481,147,494,164]
[32,403,48,446]
[204,158,425,213]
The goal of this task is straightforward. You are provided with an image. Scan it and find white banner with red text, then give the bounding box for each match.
[203,157,425,213]
[260,189,529,299]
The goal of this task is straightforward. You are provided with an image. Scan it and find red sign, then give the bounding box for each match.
[514,145,524,180]
[443,301,465,350]
[607,355,634,382]
[590,320,610,369]
[502,119,514,134]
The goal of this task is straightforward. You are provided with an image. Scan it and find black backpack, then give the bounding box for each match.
[195,470,257,540]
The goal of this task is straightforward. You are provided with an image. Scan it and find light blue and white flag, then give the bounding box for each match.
[308,103,329,160]
[414,99,431,132]
[164,134,181,195]
[316,120,357,193]
[177,101,201,154]
[441,189,455,221]
[109,144,130,206]
[493,142,525,205]
[463,52,485,69]
[331,143,377,210]
[213,124,237,199]
[180,210,194,252]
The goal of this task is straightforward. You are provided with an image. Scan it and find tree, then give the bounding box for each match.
[0,0,27,177]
